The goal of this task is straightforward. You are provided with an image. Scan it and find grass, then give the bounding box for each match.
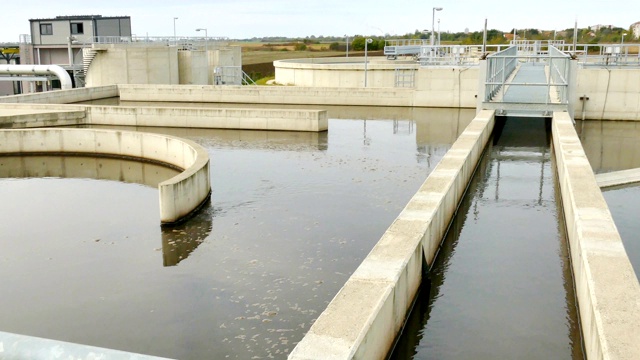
[254,76,275,85]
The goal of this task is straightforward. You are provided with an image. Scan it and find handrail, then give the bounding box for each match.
[484,46,518,102]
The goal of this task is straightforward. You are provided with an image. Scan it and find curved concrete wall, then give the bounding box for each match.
[289,110,495,359]
[274,58,479,108]
[552,112,640,360]
[0,155,179,188]
[0,128,211,224]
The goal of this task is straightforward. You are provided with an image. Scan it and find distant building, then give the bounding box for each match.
[589,24,612,32]
[631,21,640,39]
[18,15,131,90]
[25,15,131,68]
[9,14,241,93]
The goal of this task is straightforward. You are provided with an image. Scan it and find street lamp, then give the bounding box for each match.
[437,18,441,46]
[431,7,443,46]
[364,38,373,87]
[345,35,349,58]
[173,17,178,39]
[622,33,627,45]
[196,28,208,54]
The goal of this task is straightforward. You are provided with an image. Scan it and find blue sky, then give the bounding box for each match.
[1,0,638,42]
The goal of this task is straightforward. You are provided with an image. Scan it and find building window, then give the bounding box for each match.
[40,23,53,35]
[71,23,84,35]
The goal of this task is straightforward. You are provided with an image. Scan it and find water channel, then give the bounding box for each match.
[0,106,472,359]
[391,117,584,359]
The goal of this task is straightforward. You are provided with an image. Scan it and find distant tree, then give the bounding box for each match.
[294,43,307,51]
[351,37,366,51]
[329,42,340,51]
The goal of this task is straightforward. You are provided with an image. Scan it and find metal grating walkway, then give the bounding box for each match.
[502,63,550,104]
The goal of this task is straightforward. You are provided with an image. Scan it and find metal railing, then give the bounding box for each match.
[484,46,518,102]
[483,45,571,107]
[89,36,229,51]
[213,66,255,85]
[394,68,415,87]
[418,45,498,66]
[547,45,571,104]
[556,43,640,67]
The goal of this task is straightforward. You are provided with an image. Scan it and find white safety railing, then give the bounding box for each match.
[88,36,229,51]
[484,46,518,102]
[548,45,572,105]
[556,43,640,67]
[484,45,571,105]
[213,66,256,85]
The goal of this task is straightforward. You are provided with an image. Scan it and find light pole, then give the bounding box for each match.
[437,18,441,46]
[431,7,443,46]
[345,35,349,57]
[622,33,627,45]
[364,38,373,87]
[173,17,178,40]
[196,28,208,53]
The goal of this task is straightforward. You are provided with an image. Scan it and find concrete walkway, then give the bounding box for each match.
[595,168,640,188]
[502,63,549,104]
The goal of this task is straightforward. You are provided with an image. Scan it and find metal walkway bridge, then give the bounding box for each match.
[479,44,575,117]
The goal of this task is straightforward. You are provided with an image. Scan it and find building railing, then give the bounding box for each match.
[88,36,229,51]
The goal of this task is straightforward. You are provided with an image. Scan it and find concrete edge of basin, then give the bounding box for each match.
[552,111,640,360]
[0,128,211,225]
[0,330,175,360]
[288,109,495,360]
[595,167,640,188]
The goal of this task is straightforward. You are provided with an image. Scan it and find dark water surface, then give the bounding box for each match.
[391,117,584,360]
[0,107,473,359]
[577,120,640,279]
[602,186,640,279]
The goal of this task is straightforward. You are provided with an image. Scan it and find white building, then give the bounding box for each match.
[26,15,131,67]
[631,21,640,39]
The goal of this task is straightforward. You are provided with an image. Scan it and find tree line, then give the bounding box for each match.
[243,25,636,49]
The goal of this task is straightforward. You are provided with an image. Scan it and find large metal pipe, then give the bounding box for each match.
[0,64,73,90]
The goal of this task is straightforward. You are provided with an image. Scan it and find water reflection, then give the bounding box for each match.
[0,155,212,267]
[161,201,213,266]
[0,155,179,187]
[392,117,583,359]
[577,120,640,173]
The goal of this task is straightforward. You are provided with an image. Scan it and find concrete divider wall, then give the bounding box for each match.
[575,68,640,121]
[117,84,417,107]
[0,85,118,104]
[414,67,479,108]
[0,108,85,128]
[0,102,328,132]
[85,105,329,132]
[289,110,495,360]
[552,111,640,360]
[0,128,211,224]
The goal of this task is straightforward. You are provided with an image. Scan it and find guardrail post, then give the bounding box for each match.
[477,58,488,113]
[567,58,578,119]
